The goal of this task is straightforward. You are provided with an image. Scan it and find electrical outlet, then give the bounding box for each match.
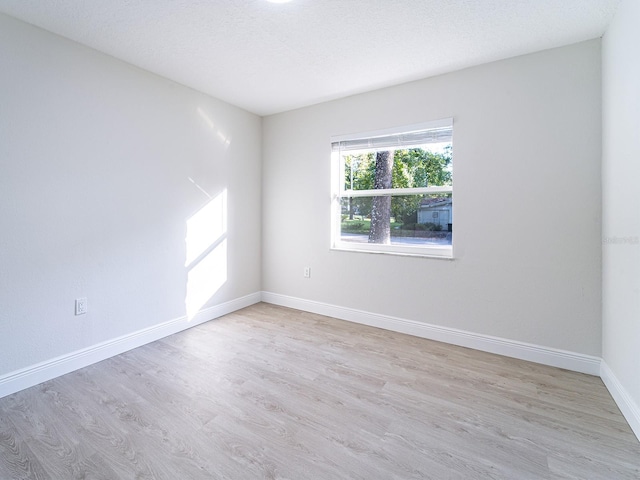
[75,297,87,315]
[304,267,311,278]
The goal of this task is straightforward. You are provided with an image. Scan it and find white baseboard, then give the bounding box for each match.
[600,361,640,441]
[0,292,261,399]
[261,292,601,376]
[3,291,637,443]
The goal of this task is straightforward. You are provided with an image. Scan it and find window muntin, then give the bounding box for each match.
[331,118,453,257]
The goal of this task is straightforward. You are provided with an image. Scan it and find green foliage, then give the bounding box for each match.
[395,222,443,233]
[341,220,366,232]
[391,146,452,189]
[391,196,420,227]
[343,153,374,218]
[420,222,443,232]
[390,147,452,222]
[400,209,417,225]
[342,145,452,222]
[341,219,406,234]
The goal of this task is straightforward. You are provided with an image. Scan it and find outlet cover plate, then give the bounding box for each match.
[75,297,87,315]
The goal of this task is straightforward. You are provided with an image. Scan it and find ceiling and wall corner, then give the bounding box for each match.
[0,0,621,116]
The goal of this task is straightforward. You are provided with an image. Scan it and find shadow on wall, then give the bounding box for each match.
[184,187,228,320]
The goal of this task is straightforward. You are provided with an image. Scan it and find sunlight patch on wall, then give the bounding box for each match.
[185,189,227,265]
[186,239,227,320]
[197,107,232,147]
[185,189,228,319]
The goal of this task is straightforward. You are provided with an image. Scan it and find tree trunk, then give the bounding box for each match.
[368,151,393,244]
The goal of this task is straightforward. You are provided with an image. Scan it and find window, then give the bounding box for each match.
[331,118,453,257]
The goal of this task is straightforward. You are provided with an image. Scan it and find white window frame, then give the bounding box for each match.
[331,118,453,258]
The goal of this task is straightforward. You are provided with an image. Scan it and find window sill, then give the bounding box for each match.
[331,243,454,259]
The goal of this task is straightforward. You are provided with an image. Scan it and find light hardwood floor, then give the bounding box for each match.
[0,303,638,479]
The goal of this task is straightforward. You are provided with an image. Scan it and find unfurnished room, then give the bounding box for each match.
[0,0,639,478]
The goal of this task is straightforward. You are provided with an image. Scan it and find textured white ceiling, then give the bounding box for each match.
[0,0,620,116]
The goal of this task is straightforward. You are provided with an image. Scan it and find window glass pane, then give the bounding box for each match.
[339,194,452,246]
[342,145,452,191]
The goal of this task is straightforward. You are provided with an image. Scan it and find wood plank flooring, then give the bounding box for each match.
[1,302,639,479]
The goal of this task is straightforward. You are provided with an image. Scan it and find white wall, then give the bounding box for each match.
[263,40,602,356]
[0,14,262,378]
[602,0,640,435]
